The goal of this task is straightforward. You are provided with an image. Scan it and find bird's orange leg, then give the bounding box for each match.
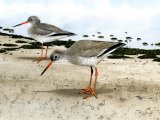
[81,67,93,94]
[83,67,98,99]
[36,43,44,63]
[44,45,48,58]
[34,43,43,63]
[37,44,49,63]
[40,44,43,58]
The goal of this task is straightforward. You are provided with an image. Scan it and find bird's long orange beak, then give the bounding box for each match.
[13,21,29,27]
[41,61,53,76]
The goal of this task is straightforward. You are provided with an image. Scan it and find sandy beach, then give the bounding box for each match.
[0,35,160,120]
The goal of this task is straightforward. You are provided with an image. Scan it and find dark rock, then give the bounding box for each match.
[137,38,141,40]
[142,42,148,46]
[118,40,123,43]
[111,37,117,40]
[126,37,133,39]
[83,35,89,37]
[155,42,160,46]
[98,36,104,38]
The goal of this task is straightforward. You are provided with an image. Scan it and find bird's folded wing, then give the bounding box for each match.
[78,48,105,57]
[68,40,124,58]
[33,23,75,36]
[31,27,55,36]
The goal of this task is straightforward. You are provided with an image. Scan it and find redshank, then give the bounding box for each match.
[13,16,76,63]
[41,40,125,99]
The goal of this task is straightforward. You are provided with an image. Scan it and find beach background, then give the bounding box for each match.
[0,32,160,120]
[1,0,160,120]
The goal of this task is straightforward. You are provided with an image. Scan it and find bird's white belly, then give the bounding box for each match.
[31,35,68,43]
[77,57,97,66]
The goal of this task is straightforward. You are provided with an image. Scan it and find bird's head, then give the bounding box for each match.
[27,16,40,24]
[13,16,40,27]
[50,50,64,62]
[41,48,66,76]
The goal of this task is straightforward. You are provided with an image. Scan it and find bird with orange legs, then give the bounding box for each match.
[13,16,75,63]
[41,40,125,99]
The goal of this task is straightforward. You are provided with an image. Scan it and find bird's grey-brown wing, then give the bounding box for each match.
[29,23,75,36]
[67,40,121,57]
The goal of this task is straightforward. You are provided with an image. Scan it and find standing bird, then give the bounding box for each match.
[41,40,125,99]
[13,16,76,63]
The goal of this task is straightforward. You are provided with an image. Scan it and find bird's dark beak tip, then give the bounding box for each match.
[40,71,45,76]
[40,73,44,76]
[13,24,21,28]
[13,21,29,28]
[40,61,53,76]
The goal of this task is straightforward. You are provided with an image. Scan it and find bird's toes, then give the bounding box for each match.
[83,91,98,99]
[80,88,93,94]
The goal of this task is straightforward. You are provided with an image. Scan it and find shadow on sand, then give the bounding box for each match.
[32,78,160,99]
[33,87,114,97]
[16,56,50,61]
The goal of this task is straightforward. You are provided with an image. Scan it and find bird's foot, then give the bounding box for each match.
[83,90,98,99]
[36,57,45,63]
[80,87,98,99]
[33,57,46,63]
[81,87,93,94]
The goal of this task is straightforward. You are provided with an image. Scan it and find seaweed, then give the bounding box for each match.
[108,54,131,59]
[20,45,41,49]
[153,58,160,62]
[0,32,35,41]
[29,42,42,46]
[15,40,28,43]
[138,54,158,59]
[3,47,19,51]
[112,48,160,55]
[3,43,18,47]
[11,35,34,40]
[0,49,6,53]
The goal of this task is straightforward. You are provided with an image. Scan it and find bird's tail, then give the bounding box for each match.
[97,43,125,58]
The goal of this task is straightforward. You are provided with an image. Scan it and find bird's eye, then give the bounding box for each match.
[54,55,58,59]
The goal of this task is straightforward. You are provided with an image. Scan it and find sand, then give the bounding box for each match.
[0,35,160,120]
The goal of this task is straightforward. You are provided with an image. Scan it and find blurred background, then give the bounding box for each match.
[0,0,160,49]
